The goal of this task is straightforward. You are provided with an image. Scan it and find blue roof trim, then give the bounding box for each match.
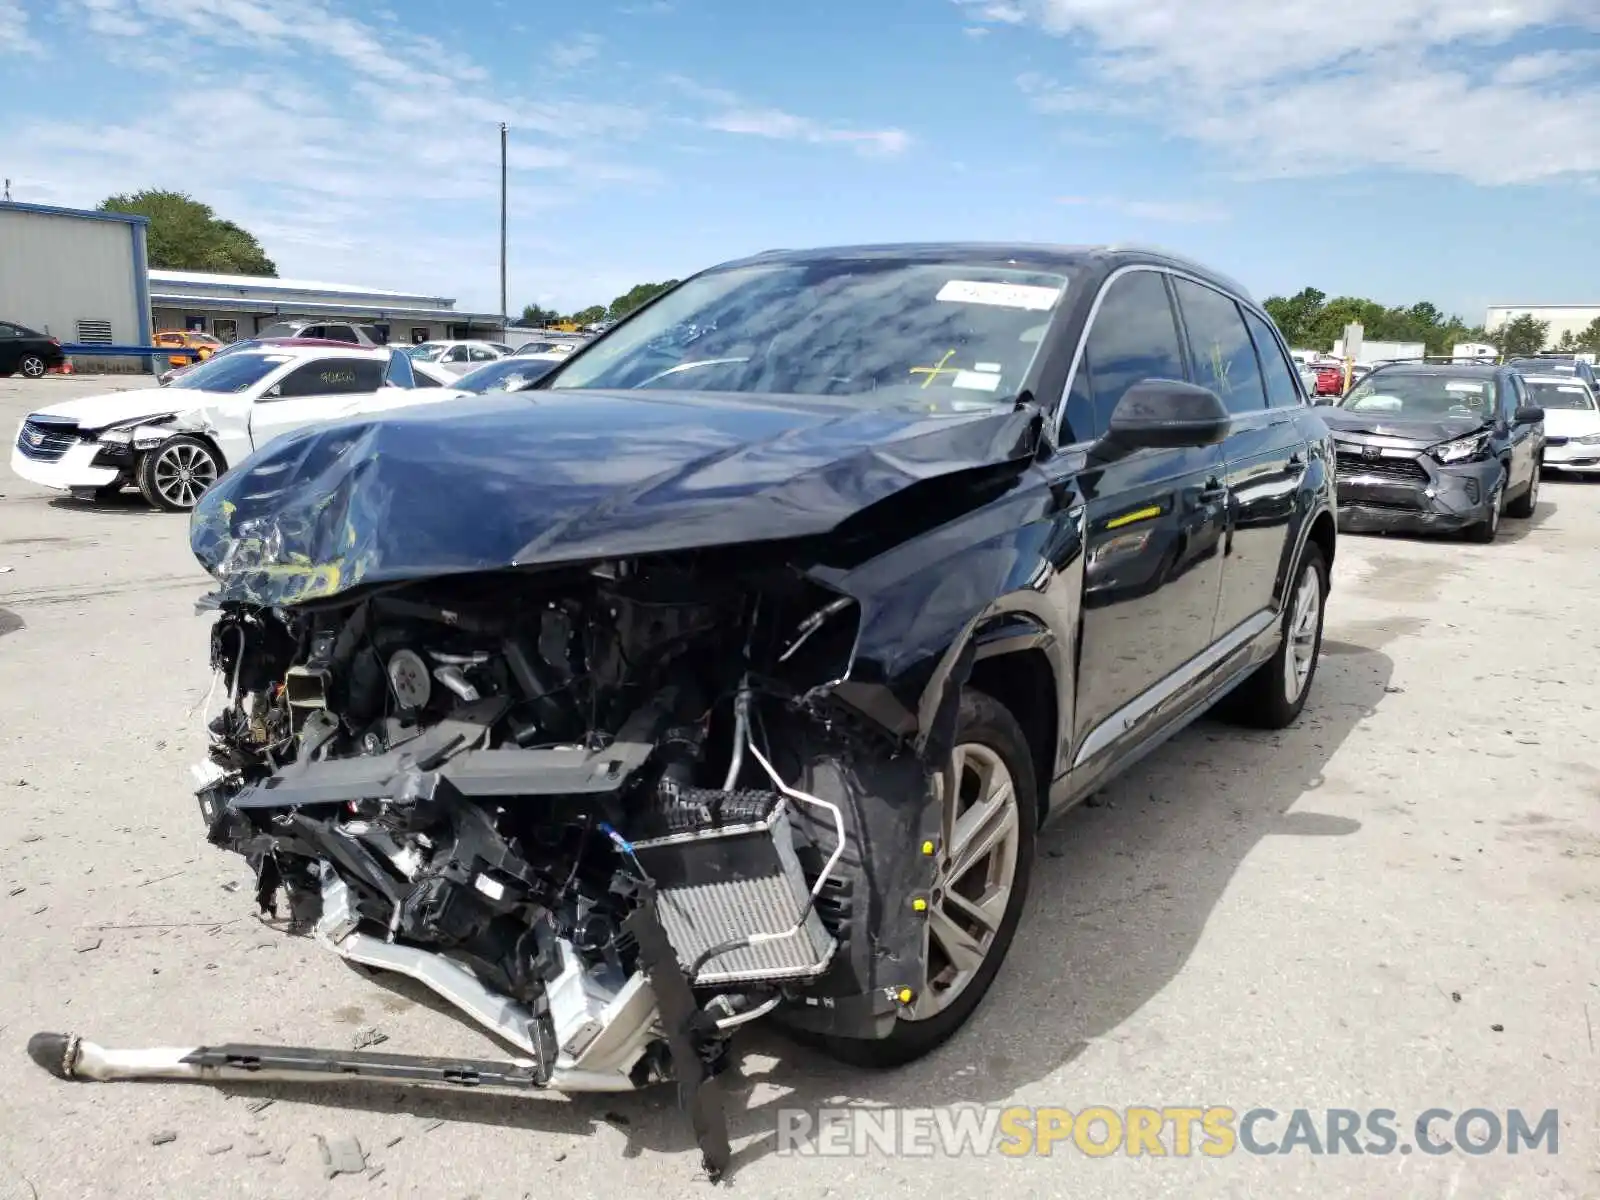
[0,200,151,226]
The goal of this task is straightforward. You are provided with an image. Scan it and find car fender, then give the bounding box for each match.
[806,465,1083,783]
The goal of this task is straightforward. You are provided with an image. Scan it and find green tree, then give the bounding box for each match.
[1554,329,1579,352]
[98,189,277,275]
[570,305,608,326]
[518,303,560,327]
[1575,316,1600,354]
[1262,287,1325,346]
[607,280,679,321]
[1490,314,1550,358]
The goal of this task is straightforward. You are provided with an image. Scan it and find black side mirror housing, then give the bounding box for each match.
[1093,379,1232,458]
[1514,405,1545,425]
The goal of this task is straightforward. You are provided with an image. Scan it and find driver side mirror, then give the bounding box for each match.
[1514,405,1545,425]
[1092,379,1232,460]
[263,384,281,399]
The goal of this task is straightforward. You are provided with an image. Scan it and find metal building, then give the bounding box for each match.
[0,201,152,349]
[148,270,506,345]
[1484,304,1600,348]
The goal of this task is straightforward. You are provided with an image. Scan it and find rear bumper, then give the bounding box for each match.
[1334,455,1499,536]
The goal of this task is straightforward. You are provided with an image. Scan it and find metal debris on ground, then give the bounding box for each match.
[352,1026,388,1050]
[246,1147,273,1159]
[384,1135,404,1148]
[20,834,41,843]
[420,1119,444,1133]
[1491,1023,1505,1032]
[7,887,24,897]
[316,1134,366,1178]
[245,1097,275,1113]
[150,1131,177,1146]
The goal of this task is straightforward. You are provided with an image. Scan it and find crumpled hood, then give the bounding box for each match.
[189,389,1040,607]
[23,388,181,431]
[1317,407,1486,447]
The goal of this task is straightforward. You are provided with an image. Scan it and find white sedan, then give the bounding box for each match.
[1522,373,1600,474]
[403,340,510,376]
[11,345,453,511]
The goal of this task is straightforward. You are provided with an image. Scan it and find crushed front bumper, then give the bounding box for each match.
[1334,450,1500,535]
[9,437,121,492]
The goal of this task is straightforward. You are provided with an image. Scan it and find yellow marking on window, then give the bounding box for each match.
[1106,504,1162,530]
[910,348,959,389]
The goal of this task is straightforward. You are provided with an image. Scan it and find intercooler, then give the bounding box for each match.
[631,784,836,987]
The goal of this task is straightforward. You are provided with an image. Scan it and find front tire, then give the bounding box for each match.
[819,688,1037,1068]
[18,354,47,378]
[1465,469,1506,543]
[137,435,222,511]
[1222,540,1328,730]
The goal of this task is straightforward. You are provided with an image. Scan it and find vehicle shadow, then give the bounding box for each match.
[1497,496,1556,544]
[46,492,159,517]
[212,642,1393,1178]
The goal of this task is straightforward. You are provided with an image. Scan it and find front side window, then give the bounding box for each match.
[445,345,472,363]
[1080,269,1186,431]
[468,345,498,361]
[271,358,386,398]
[1173,277,1266,415]
[1243,309,1305,408]
[543,259,1071,408]
[1340,373,1498,419]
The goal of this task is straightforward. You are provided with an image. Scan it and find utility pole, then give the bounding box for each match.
[499,123,508,327]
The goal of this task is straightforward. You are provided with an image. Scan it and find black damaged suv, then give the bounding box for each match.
[1320,361,1545,542]
[186,243,1340,1085]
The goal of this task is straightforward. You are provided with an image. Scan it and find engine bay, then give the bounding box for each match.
[191,548,925,1154]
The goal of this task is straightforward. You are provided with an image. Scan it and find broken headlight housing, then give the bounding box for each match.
[1573,433,1600,445]
[95,415,179,453]
[1429,432,1491,465]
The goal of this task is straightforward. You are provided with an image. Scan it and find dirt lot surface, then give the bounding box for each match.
[2,375,1596,1199]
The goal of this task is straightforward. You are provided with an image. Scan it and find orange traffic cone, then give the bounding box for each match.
[56,360,74,375]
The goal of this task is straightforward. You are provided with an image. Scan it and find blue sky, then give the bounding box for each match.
[2,0,1597,319]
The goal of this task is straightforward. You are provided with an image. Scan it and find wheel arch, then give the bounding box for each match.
[966,639,1059,827]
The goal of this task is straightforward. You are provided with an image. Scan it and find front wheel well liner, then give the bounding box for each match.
[966,647,1057,827]
[1306,508,1336,576]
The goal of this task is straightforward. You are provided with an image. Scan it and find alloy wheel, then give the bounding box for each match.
[19,355,46,378]
[1283,563,1322,704]
[152,442,218,509]
[906,742,1021,1021]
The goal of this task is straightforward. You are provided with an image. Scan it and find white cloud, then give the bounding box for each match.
[6,0,907,308]
[666,76,912,156]
[963,0,1600,185]
[0,0,42,53]
[549,33,603,72]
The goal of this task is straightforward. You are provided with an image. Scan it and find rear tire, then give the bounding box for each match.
[817,688,1037,1068]
[1506,463,1539,518]
[18,354,47,378]
[1221,540,1327,730]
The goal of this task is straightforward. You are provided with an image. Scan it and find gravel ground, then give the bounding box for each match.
[1,375,1596,1199]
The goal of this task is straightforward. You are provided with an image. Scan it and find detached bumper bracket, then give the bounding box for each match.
[621,879,732,1184]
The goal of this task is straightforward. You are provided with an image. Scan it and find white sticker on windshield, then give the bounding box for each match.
[1444,381,1484,393]
[952,370,1002,392]
[937,280,1063,310]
